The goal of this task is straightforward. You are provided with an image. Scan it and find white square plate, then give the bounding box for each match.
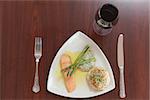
[47,31,115,98]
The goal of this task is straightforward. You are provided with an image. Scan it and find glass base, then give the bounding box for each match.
[93,19,112,36]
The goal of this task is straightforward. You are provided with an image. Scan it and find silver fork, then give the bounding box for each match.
[32,37,42,93]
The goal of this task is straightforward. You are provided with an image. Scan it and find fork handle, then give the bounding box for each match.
[119,67,126,98]
[32,60,40,93]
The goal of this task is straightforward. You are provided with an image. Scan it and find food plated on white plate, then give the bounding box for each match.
[60,45,110,92]
[47,31,115,98]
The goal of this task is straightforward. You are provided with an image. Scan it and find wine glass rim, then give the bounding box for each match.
[98,3,119,22]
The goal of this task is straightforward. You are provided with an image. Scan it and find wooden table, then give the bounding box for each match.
[0,0,149,100]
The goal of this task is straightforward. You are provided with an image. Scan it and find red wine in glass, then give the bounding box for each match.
[93,4,119,36]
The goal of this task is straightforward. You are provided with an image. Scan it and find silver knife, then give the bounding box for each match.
[117,34,126,98]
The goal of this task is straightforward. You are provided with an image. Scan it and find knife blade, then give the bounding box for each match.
[117,34,124,68]
[117,34,126,98]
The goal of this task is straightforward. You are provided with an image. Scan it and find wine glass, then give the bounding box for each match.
[93,3,119,36]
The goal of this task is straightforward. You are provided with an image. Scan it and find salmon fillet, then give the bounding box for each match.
[60,54,76,93]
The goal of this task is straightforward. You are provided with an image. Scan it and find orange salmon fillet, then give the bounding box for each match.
[60,54,76,92]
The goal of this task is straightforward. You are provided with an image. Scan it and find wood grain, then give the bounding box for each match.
[0,0,149,100]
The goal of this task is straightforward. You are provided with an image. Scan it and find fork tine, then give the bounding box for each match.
[39,37,42,53]
[35,37,42,53]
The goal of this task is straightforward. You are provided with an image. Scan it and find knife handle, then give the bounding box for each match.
[119,67,126,98]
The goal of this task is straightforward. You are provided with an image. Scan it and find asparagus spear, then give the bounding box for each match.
[69,57,96,76]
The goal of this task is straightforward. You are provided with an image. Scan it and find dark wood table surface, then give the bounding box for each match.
[0,0,149,100]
